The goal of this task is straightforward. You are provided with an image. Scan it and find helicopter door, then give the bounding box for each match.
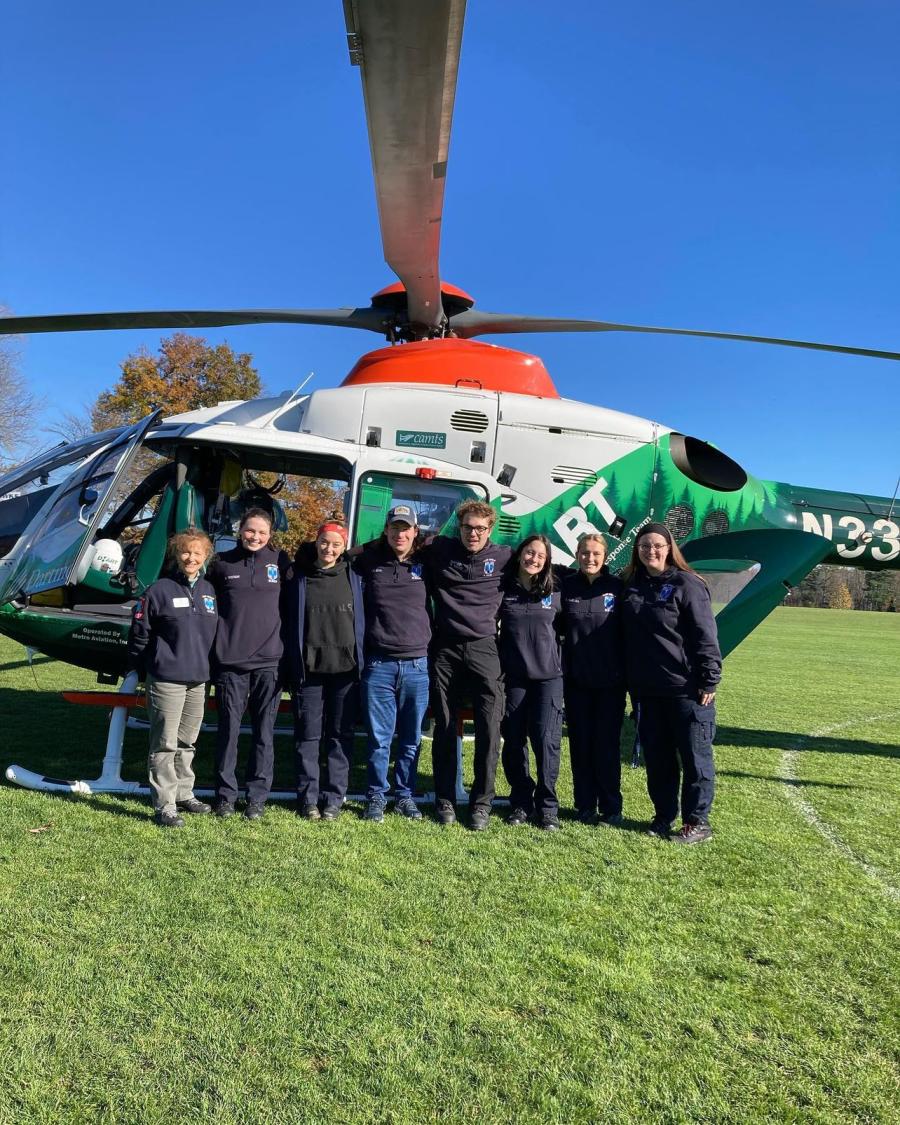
[0,411,161,603]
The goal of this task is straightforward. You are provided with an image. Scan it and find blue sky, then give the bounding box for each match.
[2,1,898,497]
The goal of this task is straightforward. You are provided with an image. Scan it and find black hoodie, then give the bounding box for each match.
[206,543,290,671]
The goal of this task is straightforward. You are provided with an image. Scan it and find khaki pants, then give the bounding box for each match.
[147,677,207,812]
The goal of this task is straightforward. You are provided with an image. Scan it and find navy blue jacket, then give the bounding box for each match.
[353,540,431,659]
[498,575,562,682]
[206,544,291,672]
[620,567,722,697]
[421,535,513,642]
[127,572,218,683]
[557,567,624,690]
[284,551,365,685]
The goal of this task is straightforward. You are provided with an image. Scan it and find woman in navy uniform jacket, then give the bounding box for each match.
[286,520,365,820]
[619,522,722,844]
[557,532,626,826]
[127,528,218,829]
[498,534,564,831]
[206,508,291,821]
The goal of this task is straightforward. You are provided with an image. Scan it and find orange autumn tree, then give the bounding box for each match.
[92,333,341,551]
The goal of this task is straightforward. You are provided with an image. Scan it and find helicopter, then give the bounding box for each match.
[0,0,898,796]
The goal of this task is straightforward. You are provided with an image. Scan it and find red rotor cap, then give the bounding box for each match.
[370,281,475,317]
[341,337,559,398]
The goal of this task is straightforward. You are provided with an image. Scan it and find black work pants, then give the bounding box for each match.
[637,695,716,825]
[293,671,358,807]
[214,667,281,805]
[564,683,626,817]
[430,636,504,811]
[501,676,563,817]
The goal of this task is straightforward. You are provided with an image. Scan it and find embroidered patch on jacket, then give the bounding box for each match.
[483,559,495,576]
[266,564,279,583]
[410,564,423,580]
[202,595,216,614]
[541,595,553,608]
[657,584,674,603]
[603,592,616,611]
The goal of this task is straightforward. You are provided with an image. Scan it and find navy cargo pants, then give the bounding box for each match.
[214,667,281,806]
[636,695,716,825]
[564,684,626,818]
[501,676,563,818]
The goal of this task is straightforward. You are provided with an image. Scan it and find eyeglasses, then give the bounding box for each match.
[461,524,490,534]
[638,543,668,553]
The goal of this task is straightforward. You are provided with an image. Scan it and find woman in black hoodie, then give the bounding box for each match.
[206,508,291,820]
[288,520,365,820]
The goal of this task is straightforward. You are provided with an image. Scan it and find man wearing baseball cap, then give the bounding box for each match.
[353,505,431,822]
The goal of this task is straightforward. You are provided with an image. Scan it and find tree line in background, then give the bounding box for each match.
[784,566,899,612]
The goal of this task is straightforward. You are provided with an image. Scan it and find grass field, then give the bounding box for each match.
[0,607,898,1123]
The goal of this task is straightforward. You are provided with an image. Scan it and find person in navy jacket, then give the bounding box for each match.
[286,519,365,820]
[419,500,513,830]
[557,533,626,826]
[206,508,291,821]
[498,534,564,831]
[127,528,217,829]
[620,522,722,844]
[353,505,431,823]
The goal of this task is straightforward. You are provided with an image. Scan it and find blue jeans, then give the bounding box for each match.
[361,656,430,801]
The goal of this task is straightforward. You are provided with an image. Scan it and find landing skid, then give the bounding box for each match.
[4,672,472,805]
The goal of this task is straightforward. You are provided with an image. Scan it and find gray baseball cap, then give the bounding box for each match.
[387,504,418,526]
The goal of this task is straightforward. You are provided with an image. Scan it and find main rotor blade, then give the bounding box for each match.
[0,307,389,336]
[345,0,466,332]
[448,310,900,361]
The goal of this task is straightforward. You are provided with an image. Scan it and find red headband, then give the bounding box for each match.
[317,521,348,543]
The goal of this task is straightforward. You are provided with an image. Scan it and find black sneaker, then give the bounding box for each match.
[214,800,236,819]
[672,822,713,845]
[155,809,184,829]
[538,812,560,832]
[507,807,530,827]
[394,797,423,820]
[469,807,490,832]
[364,798,385,823]
[245,802,266,821]
[435,800,457,827]
[177,798,211,815]
[298,802,321,820]
[577,809,599,826]
[647,819,672,838]
[599,812,624,827]
[321,804,342,822]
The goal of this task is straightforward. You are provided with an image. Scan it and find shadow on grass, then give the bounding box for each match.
[714,724,899,761]
[0,656,54,672]
[718,768,857,791]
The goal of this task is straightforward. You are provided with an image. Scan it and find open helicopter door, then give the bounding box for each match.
[0,411,161,606]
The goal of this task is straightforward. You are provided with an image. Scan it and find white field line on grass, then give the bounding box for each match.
[780,711,900,903]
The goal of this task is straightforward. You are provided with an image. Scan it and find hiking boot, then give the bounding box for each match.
[321,804,342,822]
[214,800,236,819]
[435,800,457,827]
[507,807,530,827]
[298,802,321,820]
[672,822,713,845]
[177,798,211,815]
[364,798,386,823]
[598,812,624,827]
[394,797,423,820]
[469,807,490,832]
[538,812,560,832]
[244,802,266,821]
[155,809,184,829]
[647,819,672,838]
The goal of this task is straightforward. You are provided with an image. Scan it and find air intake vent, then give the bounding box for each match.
[497,515,521,536]
[450,409,490,433]
[665,504,695,540]
[551,467,598,485]
[702,509,730,537]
